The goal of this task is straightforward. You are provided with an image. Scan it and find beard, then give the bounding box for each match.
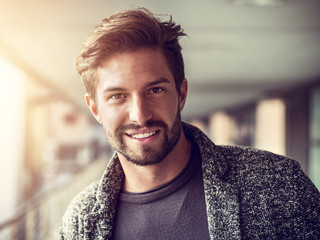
[103,110,182,166]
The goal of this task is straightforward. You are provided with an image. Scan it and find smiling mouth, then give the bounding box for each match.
[128,131,158,139]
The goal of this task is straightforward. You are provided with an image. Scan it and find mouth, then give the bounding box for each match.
[126,130,160,140]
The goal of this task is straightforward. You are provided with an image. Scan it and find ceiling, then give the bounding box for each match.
[1,0,320,120]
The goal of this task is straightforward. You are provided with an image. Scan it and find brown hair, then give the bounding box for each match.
[75,7,186,101]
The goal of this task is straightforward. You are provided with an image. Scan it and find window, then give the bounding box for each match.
[309,86,320,190]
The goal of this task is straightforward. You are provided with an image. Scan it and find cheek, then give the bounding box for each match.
[156,97,179,122]
[98,107,126,132]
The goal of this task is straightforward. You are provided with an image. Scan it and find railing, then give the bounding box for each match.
[0,157,108,240]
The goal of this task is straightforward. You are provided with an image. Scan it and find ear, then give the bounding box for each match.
[85,93,102,124]
[179,79,188,111]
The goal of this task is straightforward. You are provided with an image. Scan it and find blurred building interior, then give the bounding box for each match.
[0,0,320,239]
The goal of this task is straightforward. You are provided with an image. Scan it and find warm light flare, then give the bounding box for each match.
[0,57,26,222]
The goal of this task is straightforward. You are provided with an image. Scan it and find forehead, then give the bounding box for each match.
[97,48,174,89]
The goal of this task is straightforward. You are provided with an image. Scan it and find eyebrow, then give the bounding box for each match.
[103,78,171,93]
[144,78,171,89]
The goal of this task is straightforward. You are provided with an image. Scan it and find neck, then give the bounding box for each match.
[118,130,191,193]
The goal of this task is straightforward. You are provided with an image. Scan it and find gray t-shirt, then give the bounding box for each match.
[112,145,210,240]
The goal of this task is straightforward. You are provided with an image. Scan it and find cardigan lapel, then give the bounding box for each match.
[202,149,241,240]
[183,122,241,240]
[84,154,124,239]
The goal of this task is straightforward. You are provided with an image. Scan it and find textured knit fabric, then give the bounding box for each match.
[112,143,210,240]
[60,122,320,240]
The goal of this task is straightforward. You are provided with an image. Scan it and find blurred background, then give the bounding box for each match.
[1,0,320,239]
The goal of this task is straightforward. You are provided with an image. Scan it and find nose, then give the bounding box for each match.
[128,94,152,125]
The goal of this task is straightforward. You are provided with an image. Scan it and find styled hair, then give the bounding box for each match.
[75,7,186,101]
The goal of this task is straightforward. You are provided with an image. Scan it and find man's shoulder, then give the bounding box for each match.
[60,181,100,237]
[213,145,310,190]
[216,144,298,168]
[205,144,306,186]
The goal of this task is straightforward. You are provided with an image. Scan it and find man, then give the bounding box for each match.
[60,8,320,239]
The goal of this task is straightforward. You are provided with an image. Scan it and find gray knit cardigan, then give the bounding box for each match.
[60,122,320,239]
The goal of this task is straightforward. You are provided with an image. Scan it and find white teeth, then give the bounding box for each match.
[131,131,156,139]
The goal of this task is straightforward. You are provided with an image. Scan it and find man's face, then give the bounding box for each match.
[86,48,187,166]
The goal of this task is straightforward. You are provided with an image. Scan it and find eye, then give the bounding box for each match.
[110,93,126,100]
[149,87,164,94]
